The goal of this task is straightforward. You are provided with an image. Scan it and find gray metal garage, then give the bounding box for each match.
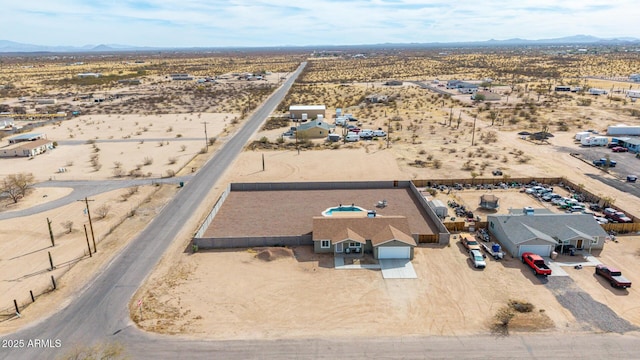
[487,212,608,258]
[517,244,553,257]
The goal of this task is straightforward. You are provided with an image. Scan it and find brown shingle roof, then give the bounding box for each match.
[312,216,415,247]
[371,225,416,246]
[330,227,366,245]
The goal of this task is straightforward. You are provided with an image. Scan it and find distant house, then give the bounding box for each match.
[384,80,403,86]
[487,212,608,257]
[289,105,326,120]
[35,99,57,105]
[630,74,640,82]
[8,133,47,144]
[77,73,101,78]
[618,138,640,153]
[170,74,193,81]
[296,120,334,139]
[365,94,389,103]
[0,118,14,130]
[0,138,54,158]
[313,215,417,259]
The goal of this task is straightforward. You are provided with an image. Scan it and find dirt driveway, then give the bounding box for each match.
[135,244,579,339]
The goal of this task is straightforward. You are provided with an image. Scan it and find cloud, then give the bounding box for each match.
[1,0,636,47]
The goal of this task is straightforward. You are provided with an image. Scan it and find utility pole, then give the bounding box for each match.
[78,197,95,253]
[84,225,92,257]
[201,121,209,152]
[471,112,478,146]
[47,217,55,247]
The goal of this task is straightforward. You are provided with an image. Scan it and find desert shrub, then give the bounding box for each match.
[208,137,217,146]
[61,220,73,233]
[143,157,153,166]
[168,157,177,165]
[113,168,125,177]
[432,159,442,169]
[180,145,186,152]
[577,98,592,106]
[165,169,176,177]
[509,299,534,313]
[95,204,111,219]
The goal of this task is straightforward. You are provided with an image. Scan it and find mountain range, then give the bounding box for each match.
[0,35,638,53]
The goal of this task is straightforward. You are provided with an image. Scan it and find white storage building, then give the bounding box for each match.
[607,125,640,136]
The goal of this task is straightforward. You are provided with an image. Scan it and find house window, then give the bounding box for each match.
[321,240,330,249]
[349,242,362,248]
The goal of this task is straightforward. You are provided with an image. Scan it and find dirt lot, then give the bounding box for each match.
[135,244,576,338]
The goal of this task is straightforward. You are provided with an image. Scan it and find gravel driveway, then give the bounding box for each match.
[545,276,638,333]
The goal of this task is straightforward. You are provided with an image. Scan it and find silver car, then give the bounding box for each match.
[469,249,486,269]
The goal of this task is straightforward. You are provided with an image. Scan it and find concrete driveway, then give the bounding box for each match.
[379,259,417,279]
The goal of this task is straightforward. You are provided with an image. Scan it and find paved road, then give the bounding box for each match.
[0,61,306,360]
[0,177,190,220]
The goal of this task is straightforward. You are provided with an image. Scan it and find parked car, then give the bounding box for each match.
[282,130,294,137]
[469,250,486,269]
[461,237,481,252]
[373,129,387,137]
[593,158,617,167]
[595,264,632,289]
[345,134,360,142]
[521,252,552,276]
[492,170,503,176]
[542,193,561,202]
[607,142,619,148]
[611,146,628,153]
[594,216,609,224]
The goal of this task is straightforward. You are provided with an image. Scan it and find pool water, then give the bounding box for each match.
[322,205,367,216]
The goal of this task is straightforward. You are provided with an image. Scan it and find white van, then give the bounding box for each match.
[335,116,348,126]
[345,134,360,142]
[359,129,374,139]
[373,130,386,137]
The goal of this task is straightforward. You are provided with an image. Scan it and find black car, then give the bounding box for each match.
[555,244,576,254]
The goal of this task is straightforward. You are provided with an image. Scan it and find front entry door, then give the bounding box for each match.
[336,243,343,253]
[576,239,583,249]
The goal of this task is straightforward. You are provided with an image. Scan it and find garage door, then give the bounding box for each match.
[378,247,411,259]
[518,245,552,257]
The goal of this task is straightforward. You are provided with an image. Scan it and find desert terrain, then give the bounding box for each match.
[1,49,640,341]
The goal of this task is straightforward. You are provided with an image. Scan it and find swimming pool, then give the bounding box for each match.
[322,205,367,217]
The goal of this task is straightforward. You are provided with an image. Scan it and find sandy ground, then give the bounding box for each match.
[0,184,169,319]
[0,112,230,182]
[135,244,571,339]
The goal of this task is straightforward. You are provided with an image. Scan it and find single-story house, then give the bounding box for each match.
[0,118,14,130]
[619,138,640,153]
[365,94,389,103]
[296,120,333,139]
[8,133,47,144]
[0,138,54,157]
[384,80,403,86]
[487,212,609,257]
[289,105,326,120]
[313,215,417,259]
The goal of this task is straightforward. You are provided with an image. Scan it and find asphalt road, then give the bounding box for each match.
[0,61,306,360]
[2,64,640,359]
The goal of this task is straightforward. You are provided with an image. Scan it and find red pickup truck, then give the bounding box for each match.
[521,252,552,276]
[595,264,632,289]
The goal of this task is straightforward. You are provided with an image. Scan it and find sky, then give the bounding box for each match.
[1,0,638,47]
